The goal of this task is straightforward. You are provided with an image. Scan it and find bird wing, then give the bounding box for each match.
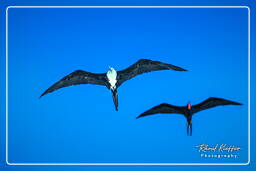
[117,59,187,86]
[192,97,242,114]
[136,103,185,119]
[40,70,107,97]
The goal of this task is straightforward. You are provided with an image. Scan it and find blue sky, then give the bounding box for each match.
[0,1,256,171]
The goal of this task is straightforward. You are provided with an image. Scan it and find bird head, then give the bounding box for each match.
[108,66,114,71]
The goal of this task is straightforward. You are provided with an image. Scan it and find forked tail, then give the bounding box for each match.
[111,89,118,111]
[187,122,192,136]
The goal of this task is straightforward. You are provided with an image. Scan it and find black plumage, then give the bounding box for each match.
[40,70,107,97]
[137,97,242,136]
[116,59,187,86]
[40,59,187,111]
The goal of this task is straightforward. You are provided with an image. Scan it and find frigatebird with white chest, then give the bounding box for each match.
[136,97,242,136]
[40,59,187,111]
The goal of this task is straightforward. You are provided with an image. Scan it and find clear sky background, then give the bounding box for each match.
[0,1,255,171]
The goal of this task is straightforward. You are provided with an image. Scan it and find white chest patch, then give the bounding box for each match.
[107,67,117,89]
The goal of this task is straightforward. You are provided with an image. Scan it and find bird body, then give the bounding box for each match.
[40,59,187,111]
[107,67,117,90]
[137,97,242,136]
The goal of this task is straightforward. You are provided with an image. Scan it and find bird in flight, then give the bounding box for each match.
[136,97,242,136]
[40,59,187,111]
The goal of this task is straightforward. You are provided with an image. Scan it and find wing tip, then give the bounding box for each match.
[233,101,243,105]
[170,66,188,71]
[39,93,45,99]
[39,90,48,98]
[136,113,147,119]
[209,97,243,105]
[138,58,188,71]
[136,111,151,118]
[136,115,143,119]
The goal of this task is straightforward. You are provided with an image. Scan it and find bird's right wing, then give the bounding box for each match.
[192,97,242,114]
[136,103,185,119]
[117,59,187,86]
[40,70,107,97]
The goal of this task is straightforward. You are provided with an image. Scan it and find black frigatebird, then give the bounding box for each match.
[40,59,187,111]
[136,97,242,136]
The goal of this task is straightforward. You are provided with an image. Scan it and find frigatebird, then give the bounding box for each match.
[136,97,242,136]
[40,59,187,111]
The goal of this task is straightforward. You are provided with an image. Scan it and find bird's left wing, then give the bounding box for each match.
[192,97,242,114]
[136,103,185,119]
[40,70,107,97]
[117,59,187,86]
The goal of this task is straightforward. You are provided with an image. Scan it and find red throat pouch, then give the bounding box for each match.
[188,104,191,110]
